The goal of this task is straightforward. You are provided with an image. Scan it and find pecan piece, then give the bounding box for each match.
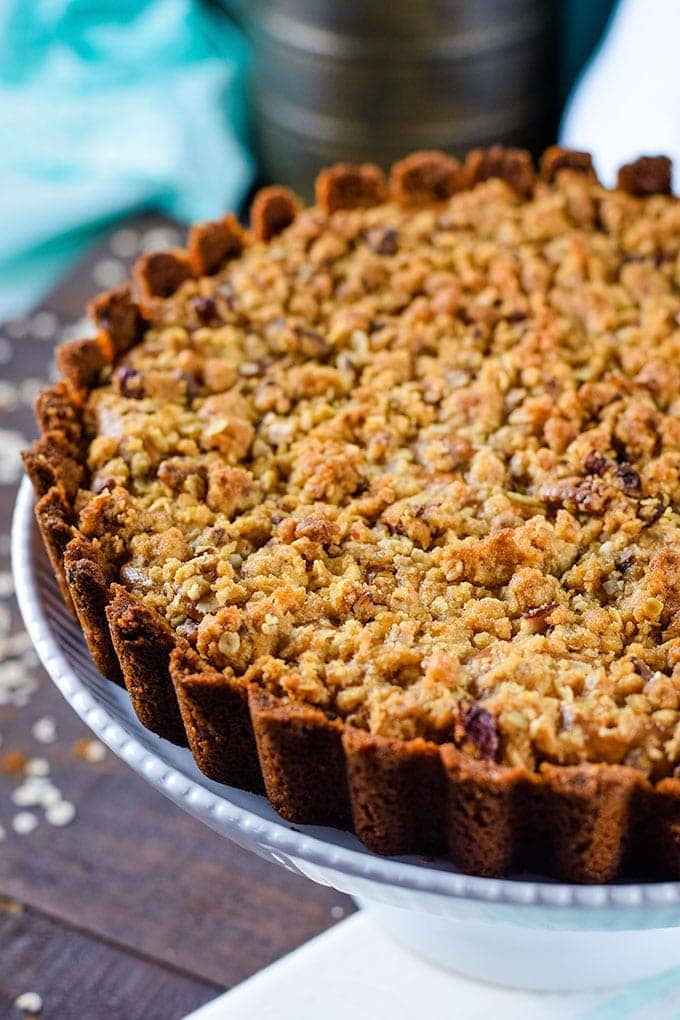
[294,513,341,546]
[540,478,608,514]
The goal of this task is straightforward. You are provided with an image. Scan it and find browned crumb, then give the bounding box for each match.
[73,738,107,763]
[73,738,92,760]
[618,155,673,197]
[390,150,461,204]
[315,163,387,214]
[2,750,27,774]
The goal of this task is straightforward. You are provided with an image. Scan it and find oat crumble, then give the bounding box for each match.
[78,173,680,778]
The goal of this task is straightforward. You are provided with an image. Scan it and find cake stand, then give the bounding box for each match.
[12,476,680,991]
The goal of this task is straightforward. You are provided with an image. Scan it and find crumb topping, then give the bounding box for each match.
[80,173,680,777]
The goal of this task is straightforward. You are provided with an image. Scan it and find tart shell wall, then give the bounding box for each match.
[21,147,680,884]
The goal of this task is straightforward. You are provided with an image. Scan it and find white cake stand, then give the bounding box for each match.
[12,477,680,991]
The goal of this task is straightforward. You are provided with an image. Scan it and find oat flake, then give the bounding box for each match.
[15,991,43,1014]
[45,801,76,827]
[12,811,38,835]
[31,717,56,744]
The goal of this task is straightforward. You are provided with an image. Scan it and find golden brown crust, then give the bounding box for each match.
[34,486,75,610]
[646,777,680,878]
[315,162,387,214]
[654,816,680,877]
[63,534,122,685]
[463,145,535,197]
[88,286,146,356]
[34,382,83,447]
[617,155,673,197]
[106,585,188,746]
[541,763,642,882]
[55,337,110,394]
[134,249,194,301]
[540,145,596,183]
[170,645,263,792]
[440,746,534,877]
[24,145,680,882]
[250,186,302,242]
[21,431,83,502]
[187,214,246,276]
[343,729,445,855]
[389,150,462,204]
[249,689,351,826]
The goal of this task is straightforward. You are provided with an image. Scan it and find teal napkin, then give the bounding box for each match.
[0,0,253,320]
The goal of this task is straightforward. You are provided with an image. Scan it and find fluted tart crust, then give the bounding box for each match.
[23,146,680,882]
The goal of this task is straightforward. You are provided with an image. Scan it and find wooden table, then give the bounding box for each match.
[0,221,353,1020]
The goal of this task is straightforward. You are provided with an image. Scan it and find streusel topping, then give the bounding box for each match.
[80,173,680,777]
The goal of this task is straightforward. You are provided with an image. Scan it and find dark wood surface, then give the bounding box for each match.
[0,898,218,1020]
[0,219,352,1020]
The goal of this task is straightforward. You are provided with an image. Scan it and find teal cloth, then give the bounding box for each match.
[0,0,253,320]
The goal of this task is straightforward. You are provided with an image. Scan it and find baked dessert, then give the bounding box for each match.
[24,146,680,883]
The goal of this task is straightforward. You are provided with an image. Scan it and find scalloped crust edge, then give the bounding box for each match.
[22,145,680,882]
[170,644,263,793]
[106,584,188,747]
[63,532,123,685]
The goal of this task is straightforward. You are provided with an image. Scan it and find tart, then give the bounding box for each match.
[23,146,680,883]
